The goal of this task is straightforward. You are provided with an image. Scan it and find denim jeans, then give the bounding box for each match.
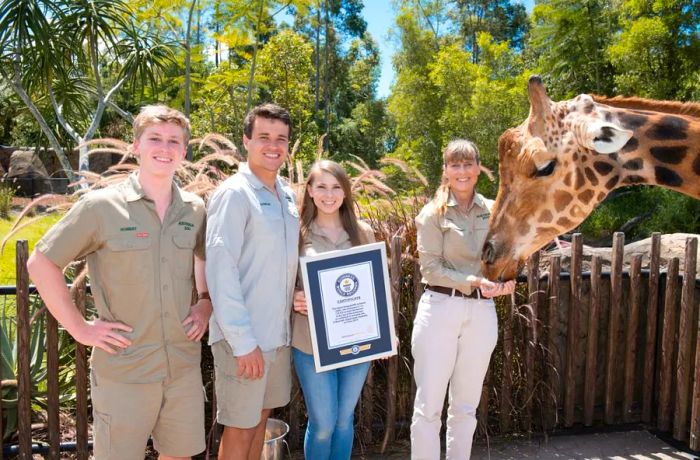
[292,348,370,460]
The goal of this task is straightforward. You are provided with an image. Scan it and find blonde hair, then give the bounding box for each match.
[133,105,191,143]
[432,139,481,215]
[299,160,366,248]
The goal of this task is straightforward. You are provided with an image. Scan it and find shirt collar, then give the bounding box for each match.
[239,162,287,194]
[122,172,189,209]
[446,191,487,212]
[309,220,350,245]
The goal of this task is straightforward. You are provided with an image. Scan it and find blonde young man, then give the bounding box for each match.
[27,105,212,460]
[206,103,299,460]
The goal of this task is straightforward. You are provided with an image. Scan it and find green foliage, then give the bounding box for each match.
[581,187,700,242]
[1,293,77,442]
[0,213,62,285]
[0,184,14,219]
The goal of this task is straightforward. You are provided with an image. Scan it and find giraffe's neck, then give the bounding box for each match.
[594,107,700,199]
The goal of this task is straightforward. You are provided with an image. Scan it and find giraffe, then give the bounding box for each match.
[481,75,700,281]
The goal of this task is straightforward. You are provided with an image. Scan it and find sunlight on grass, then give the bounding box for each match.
[0,213,63,286]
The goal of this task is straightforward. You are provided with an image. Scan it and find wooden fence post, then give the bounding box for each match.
[673,237,697,441]
[546,255,561,430]
[380,235,402,453]
[46,309,60,459]
[564,234,582,427]
[524,252,539,433]
[15,240,32,459]
[604,232,624,424]
[72,262,90,460]
[623,255,642,423]
[658,258,680,432]
[584,256,602,426]
[643,233,661,423]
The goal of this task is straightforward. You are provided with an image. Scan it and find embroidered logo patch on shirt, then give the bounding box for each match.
[178,221,194,231]
[136,232,149,238]
[477,213,490,219]
[120,226,137,232]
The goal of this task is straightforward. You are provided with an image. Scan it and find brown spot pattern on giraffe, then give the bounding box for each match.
[647,116,689,140]
[538,210,553,223]
[578,189,594,204]
[556,216,574,228]
[655,166,683,187]
[575,169,586,189]
[584,167,599,186]
[621,137,639,153]
[517,220,531,236]
[623,175,646,185]
[554,190,573,212]
[605,175,619,190]
[622,158,643,170]
[563,172,572,187]
[593,161,614,175]
[693,152,700,176]
[650,146,687,165]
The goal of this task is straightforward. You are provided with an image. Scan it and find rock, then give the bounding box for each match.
[538,233,700,275]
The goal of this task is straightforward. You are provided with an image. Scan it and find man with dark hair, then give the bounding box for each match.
[206,103,299,460]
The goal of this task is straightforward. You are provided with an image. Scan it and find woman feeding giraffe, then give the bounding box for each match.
[411,139,515,459]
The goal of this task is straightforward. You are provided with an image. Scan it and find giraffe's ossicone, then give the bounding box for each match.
[481,75,700,281]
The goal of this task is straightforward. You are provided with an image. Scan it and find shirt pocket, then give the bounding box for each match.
[103,237,152,284]
[172,234,196,279]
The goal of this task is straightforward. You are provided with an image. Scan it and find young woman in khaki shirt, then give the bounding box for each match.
[411,140,515,459]
[291,160,374,459]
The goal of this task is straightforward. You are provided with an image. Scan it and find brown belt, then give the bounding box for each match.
[424,284,481,299]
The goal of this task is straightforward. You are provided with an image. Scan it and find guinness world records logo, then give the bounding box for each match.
[335,273,359,297]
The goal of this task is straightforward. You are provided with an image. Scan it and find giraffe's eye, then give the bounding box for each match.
[535,160,556,177]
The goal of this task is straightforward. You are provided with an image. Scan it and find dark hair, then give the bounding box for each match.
[299,160,366,248]
[243,103,292,139]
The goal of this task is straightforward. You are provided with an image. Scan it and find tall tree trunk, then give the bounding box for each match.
[246,0,267,113]
[1,68,78,185]
[314,1,321,115]
[323,0,330,149]
[185,0,198,160]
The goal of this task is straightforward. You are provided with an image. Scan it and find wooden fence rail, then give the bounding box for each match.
[4,233,700,458]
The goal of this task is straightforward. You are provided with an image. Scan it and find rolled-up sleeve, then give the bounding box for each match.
[415,208,474,293]
[205,188,257,356]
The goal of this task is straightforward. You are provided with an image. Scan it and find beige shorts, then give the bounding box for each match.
[90,369,205,460]
[212,341,291,428]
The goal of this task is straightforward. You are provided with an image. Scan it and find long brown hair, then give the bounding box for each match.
[431,139,481,216]
[300,160,365,247]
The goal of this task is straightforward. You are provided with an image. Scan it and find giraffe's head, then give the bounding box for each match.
[481,76,634,280]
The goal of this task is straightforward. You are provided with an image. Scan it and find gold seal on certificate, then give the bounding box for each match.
[300,242,398,372]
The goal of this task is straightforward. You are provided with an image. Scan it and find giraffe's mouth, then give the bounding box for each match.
[481,256,523,282]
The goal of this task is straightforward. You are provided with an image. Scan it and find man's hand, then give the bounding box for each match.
[293,290,308,315]
[480,279,516,298]
[183,299,213,341]
[236,346,265,380]
[74,319,133,354]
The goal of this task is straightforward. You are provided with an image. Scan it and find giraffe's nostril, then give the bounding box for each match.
[482,240,496,265]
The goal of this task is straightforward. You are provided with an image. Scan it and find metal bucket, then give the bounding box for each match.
[261,418,290,460]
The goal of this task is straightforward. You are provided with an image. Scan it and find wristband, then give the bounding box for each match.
[197,292,211,301]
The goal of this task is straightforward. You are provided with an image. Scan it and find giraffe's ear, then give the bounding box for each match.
[586,121,633,154]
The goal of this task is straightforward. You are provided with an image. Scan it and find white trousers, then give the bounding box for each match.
[411,290,498,460]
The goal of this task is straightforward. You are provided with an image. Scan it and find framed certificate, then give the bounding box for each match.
[300,242,398,372]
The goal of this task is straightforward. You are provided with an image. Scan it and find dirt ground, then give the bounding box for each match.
[351,430,699,459]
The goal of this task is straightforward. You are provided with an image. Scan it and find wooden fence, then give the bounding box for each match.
[3,232,700,458]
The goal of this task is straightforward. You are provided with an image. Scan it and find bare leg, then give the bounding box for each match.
[248,409,271,460]
[218,409,271,460]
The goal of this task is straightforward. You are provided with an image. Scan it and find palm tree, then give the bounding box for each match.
[0,0,174,186]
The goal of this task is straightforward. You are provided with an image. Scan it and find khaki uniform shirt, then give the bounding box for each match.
[291,220,375,355]
[415,192,494,294]
[206,163,299,355]
[36,173,206,384]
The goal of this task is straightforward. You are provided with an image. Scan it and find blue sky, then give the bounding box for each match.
[364,0,535,98]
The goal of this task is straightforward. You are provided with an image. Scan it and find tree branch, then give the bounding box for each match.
[47,80,81,143]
